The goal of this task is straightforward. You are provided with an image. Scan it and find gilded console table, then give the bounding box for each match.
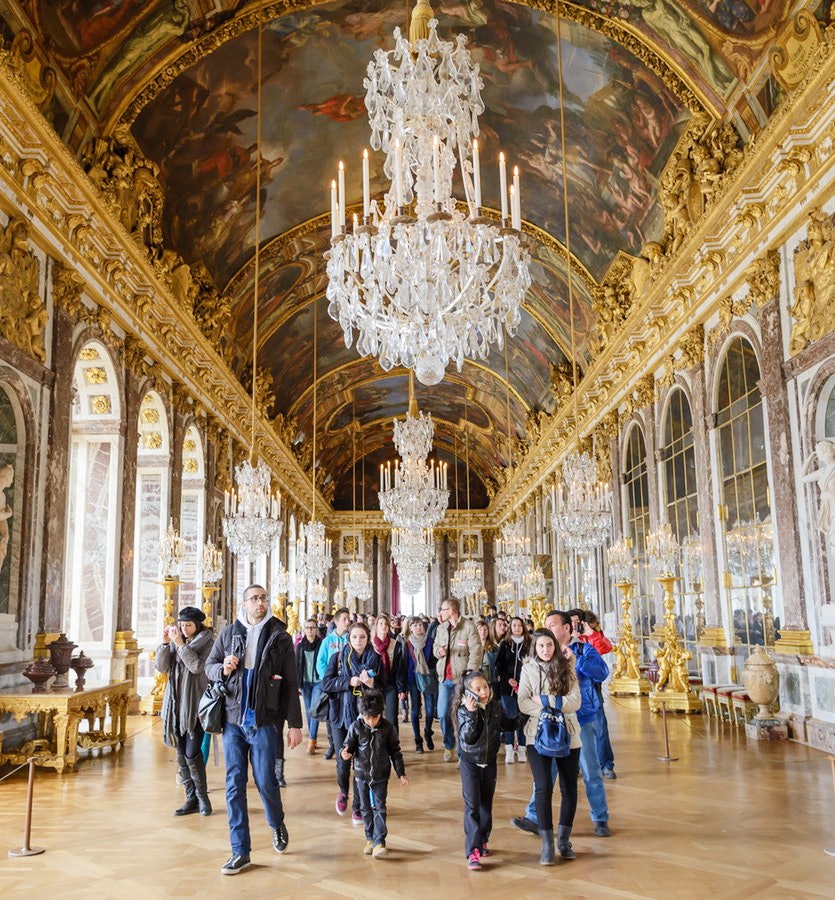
[0,681,129,773]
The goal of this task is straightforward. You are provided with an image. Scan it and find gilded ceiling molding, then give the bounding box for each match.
[0,60,323,518]
[111,0,713,133]
[490,35,835,519]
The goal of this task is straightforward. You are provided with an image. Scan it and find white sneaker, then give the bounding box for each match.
[516,745,527,764]
[504,744,515,765]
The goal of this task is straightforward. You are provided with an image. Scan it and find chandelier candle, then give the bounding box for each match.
[330,180,338,238]
[499,152,508,220]
[473,139,481,210]
[338,160,346,229]
[362,149,370,218]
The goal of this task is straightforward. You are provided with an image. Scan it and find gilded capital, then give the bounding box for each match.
[746,249,781,309]
[52,261,85,319]
[678,325,705,370]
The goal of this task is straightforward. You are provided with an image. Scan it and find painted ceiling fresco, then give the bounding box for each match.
[0,0,805,506]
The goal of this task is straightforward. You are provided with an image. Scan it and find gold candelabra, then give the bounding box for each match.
[200,583,220,628]
[609,581,649,696]
[140,576,182,715]
[693,579,705,640]
[648,574,701,713]
[273,593,287,621]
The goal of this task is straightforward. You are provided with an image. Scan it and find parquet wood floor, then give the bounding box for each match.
[1,696,834,899]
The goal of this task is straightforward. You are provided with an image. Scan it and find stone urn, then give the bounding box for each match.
[22,657,56,693]
[742,646,780,721]
[47,633,77,692]
[70,651,94,693]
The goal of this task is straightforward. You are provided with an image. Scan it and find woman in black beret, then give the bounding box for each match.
[155,606,215,816]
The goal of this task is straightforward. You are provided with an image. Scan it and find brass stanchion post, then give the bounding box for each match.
[8,758,45,857]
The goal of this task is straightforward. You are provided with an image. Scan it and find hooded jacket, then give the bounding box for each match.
[321,643,386,730]
[205,614,302,729]
[343,715,406,783]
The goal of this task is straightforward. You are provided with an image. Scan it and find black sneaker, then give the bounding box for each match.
[510,816,539,835]
[593,822,611,837]
[272,823,289,853]
[424,733,434,751]
[323,746,335,760]
[220,854,251,875]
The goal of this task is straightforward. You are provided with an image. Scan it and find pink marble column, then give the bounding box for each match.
[115,367,143,631]
[758,295,807,630]
[40,305,75,632]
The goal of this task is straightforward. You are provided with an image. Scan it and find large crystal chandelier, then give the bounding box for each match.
[345,558,373,602]
[392,525,434,594]
[551,452,612,552]
[325,7,531,386]
[495,520,531,583]
[223,460,282,558]
[521,564,546,600]
[296,520,332,586]
[451,557,483,599]
[379,376,449,528]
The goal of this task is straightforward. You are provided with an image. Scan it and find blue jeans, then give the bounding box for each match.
[525,720,609,825]
[408,682,437,743]
[437,679,458,751]
[222,722,284,856]
[301,681,322,741]
[356,778,389,846]
[596,706,615,772]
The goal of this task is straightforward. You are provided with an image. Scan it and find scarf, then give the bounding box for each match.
[409,632,430,676]
[373,633,392,678]
[237,604,273,670]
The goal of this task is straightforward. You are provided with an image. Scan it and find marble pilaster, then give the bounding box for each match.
[115,365,142,633]
[40,302,75,632]
[758,295,807,633]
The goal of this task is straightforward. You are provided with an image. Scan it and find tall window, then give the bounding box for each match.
[623,423,652,660]
[133,391,169,672]
[716,337,777,649]
[179,425,205,609]
[64,342,122,657]
[662,388,700,653]
[0,386,24,617]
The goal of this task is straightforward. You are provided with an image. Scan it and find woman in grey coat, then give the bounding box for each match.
[156,606,215,816]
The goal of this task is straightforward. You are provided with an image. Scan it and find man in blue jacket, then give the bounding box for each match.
[511,609,611,853]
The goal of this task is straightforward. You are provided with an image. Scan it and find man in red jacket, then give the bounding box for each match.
[569,609,617,780]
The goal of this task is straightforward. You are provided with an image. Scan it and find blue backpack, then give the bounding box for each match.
[533,695,571,758]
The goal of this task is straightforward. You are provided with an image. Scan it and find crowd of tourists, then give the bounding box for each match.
[157,587,618,875]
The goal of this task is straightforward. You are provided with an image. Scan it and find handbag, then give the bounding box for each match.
[197,680,227,734]
[309,689,331,722]
[415,671,438,695]
[533,695,571,758]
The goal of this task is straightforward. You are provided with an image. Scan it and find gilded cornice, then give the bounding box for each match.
[110,0,712,133]
[0,61,324,518]
[491,33,835,520]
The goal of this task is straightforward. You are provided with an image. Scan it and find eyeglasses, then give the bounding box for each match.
[246,593,268,602]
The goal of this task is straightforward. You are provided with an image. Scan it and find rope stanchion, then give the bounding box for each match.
[656,700,679,763]
[8,758,45,857]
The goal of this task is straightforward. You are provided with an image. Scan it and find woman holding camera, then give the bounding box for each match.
[321,622,384,824]
[155,606,215,817]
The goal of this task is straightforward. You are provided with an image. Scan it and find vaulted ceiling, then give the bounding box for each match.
[8,0,796,509]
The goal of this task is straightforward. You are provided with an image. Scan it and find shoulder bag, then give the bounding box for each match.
[197,680,227,734]
[309,688,331,722]
[533,694,571,758]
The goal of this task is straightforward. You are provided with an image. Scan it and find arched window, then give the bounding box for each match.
[661,388,700,648]
[0,385,24,617]
[716,337,777,650]
[133,390,170,671]
[179,424,205,609]
[64,341,122,661]
[623,423,652,660]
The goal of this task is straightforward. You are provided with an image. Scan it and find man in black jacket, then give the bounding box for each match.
[205,584,303,876]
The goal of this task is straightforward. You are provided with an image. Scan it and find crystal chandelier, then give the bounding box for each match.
[222,460,282,558]
[392,525,434,593]
[451,557,483,599]
[159,518,185,579]
[201,539,223,584]
[647,523,679,576]
[551,452,612,552]
[296,520,332,586]
[325,9,531,386]
[274,564,290,596]
[521,564,546,600]
[345,428,373,603]
[607,538,634,584]
[495,520,531,583]
[345,558,373,602]
[379,379,448,529]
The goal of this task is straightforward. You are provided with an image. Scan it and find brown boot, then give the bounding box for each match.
[307,739,317,755]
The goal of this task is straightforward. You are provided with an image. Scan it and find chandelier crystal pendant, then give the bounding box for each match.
[494,519,531,583]
[222,460,282,559]
[379,374,449,529]
[551,451,612,552]
[325,10,531,386]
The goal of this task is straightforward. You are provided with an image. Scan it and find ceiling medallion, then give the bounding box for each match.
[325,5,530,386]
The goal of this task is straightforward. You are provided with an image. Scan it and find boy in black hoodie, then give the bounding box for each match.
[341,689,408,858]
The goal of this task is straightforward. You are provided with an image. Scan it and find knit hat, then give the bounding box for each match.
[177,606,206,624]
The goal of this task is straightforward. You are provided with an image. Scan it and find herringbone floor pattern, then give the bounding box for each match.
[1,696,833,898]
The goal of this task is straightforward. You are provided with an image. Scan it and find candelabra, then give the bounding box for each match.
[199,539,223,627]
[607,539,648,695]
